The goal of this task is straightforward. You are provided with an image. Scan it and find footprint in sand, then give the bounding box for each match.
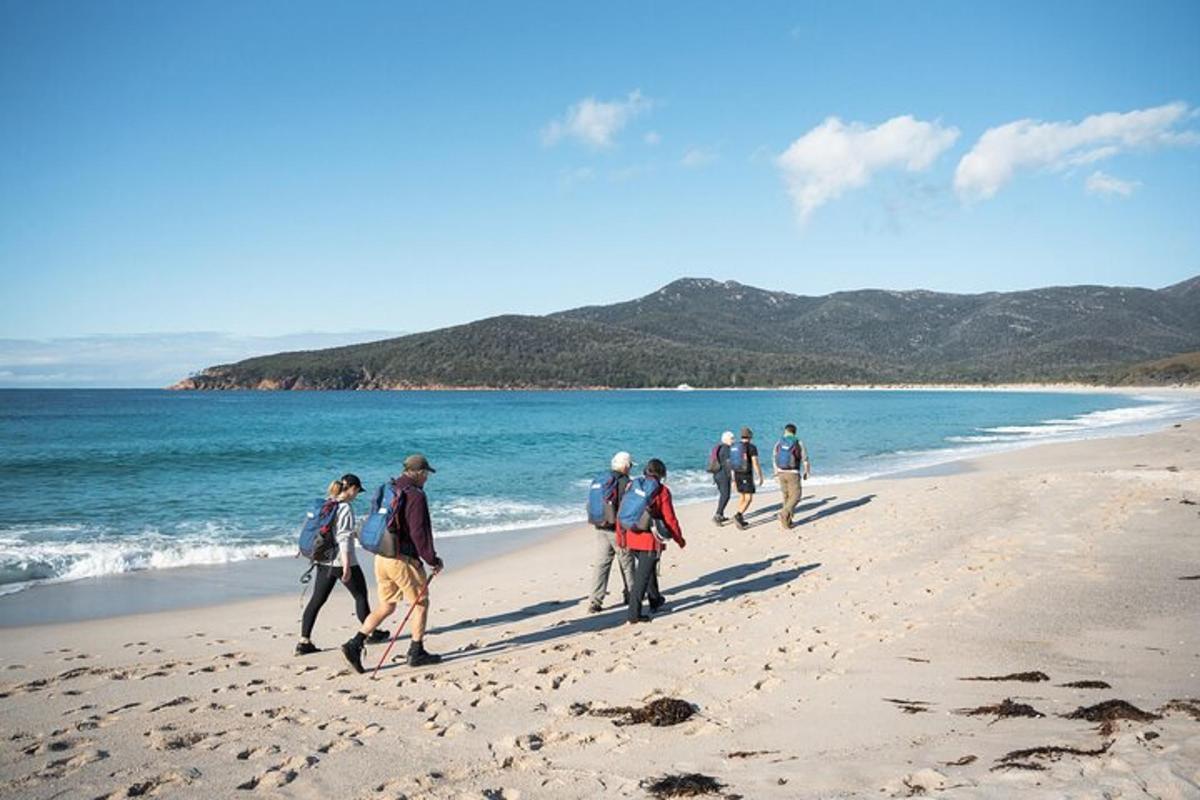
[237,755,318,791]
[96,768,201,798]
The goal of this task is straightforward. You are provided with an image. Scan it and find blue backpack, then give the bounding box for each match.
[617,476,660,532]
[298,499,339,561]
[775,438,800,470]
[359,479,405,558]
[729,441,751,472]
[587,472,621,529]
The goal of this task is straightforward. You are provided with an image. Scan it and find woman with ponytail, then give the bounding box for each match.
[295,474,389,655]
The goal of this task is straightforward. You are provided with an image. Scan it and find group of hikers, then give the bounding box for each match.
[294,425,809,672]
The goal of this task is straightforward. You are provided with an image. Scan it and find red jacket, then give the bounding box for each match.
[616,483,685,552]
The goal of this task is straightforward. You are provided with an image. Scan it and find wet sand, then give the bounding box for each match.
[1,422,1197,798]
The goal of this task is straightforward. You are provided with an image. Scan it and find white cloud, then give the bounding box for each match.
[680,146,717,169]
[955,102,1197,201]
[776,115,960,223]
[540,90,652,149]
[1085,170,1139,197]
[643,130,661,146]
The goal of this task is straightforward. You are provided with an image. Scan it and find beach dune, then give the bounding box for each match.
[2,423,1198,798]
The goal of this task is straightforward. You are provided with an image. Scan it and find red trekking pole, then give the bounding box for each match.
[370,571,437,680]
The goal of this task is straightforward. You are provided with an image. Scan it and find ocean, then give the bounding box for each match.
[1,388,1196,596]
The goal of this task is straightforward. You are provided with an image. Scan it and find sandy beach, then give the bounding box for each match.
[2,422,1198,799]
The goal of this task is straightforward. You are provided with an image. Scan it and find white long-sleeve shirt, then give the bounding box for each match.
[316,501,358,567]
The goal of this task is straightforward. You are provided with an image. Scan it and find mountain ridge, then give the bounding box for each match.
[173,275,1200,389]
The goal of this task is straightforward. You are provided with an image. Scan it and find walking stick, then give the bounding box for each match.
[370,571,437,680]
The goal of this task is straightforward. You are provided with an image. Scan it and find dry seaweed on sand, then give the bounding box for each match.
[955,698,1044,719]
[642,773,725,798]
[1179,575,1200,581]
[1059,680,1111,689]
[883,698,933,714]
[998,741,1111,763]
[960,671,1049,683]
[990,762,1047,772]
[573,697,696,727]
[942,755,977,766]
[725,750,778,759]
[1064,699,1159,724]
[1158,698,1200,720]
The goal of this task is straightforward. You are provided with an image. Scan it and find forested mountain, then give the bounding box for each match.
[173,276,1200,389]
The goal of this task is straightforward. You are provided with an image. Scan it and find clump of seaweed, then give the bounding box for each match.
[955,698,1044,719]
[1064,700,1160,735]
[960,671,1049,683]
[883,698,933,714]
[642,773,725,798]
[1059,680,1111,689]
[990,762,1046,772]
[998,741,1111,764]
[725,750,778,759]
[573,697,696,727]
[942,755,977,766]
[1158,698,1200,720]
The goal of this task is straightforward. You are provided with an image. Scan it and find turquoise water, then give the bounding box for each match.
[0,389,1195,593]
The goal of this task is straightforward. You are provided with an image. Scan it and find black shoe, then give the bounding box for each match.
[734,514,748,530]
[649,597,667,613]
[626,614,652,625]
[587,602,603,614]
[407,643,442,668]
[294,640,318,656]
[712,514,725,525]
[367,629,391,644]
[340,638,365,674]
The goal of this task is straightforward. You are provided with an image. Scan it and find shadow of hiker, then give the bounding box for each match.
[793,494,876,527]
[746,495,833,520]
[664,555,789,597]
[668,562,821,614]
[428,596,586,636]
[380,560,819,673]
[745,496,836,529]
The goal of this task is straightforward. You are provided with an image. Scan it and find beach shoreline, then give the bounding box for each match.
[1,420,1197,798]
[3,386,1196,625]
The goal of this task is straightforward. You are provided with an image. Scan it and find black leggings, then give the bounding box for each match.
[301,563,371,639]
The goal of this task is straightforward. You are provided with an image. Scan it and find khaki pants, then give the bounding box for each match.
[778,472,802,529]
[374,555,429,640]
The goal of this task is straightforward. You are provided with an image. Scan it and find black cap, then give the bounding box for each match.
[340,473,364,491]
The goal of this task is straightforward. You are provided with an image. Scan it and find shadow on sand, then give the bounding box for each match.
[376,557,821,673]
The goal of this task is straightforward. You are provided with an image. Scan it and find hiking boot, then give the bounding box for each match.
[734,513,748,530]
[587,602,603,614]
[712,514,726,525]
[367,628,391,644]
[649,597,667,613]
[407,642,442,668]
[294,640,319,656]
[340,638,365,674]
[625,614,651,625]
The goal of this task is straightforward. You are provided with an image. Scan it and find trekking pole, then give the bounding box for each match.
[370,571,437,680]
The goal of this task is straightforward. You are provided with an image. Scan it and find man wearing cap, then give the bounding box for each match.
[731,427,764,530]
[342,454,444,671]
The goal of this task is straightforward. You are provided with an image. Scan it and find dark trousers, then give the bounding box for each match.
[714,472,732,517]
[627,549,662,621]
[301,563,371,639]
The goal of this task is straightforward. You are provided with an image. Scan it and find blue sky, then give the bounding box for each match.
[1,1,1198,366]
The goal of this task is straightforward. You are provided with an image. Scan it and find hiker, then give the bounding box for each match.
[341,454,444,672]
[772,424,811,530]
[296,474,390,655]
[709,430,735,525]
[730,427,764,529]
[586,451,636,613]
[616,458,686,624]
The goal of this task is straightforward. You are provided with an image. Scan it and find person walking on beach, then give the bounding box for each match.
[296,474,389,655]
[772,424,810,530]
[730,427,764,530]
[616,458,686,624]
[709,431,735,525]
[341,454,444,672]
[586,451,635,613]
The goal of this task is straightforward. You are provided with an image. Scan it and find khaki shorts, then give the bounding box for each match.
[374,554,428,607]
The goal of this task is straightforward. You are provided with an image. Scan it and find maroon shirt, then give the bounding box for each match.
[390,474,439,566]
